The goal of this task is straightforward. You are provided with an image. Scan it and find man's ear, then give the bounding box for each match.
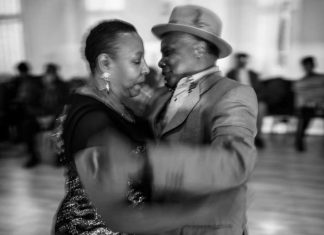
[75,147,101,180]
[193,42,207,59]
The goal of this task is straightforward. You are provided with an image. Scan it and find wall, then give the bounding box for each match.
[10,0,324,80]
[21,0,86,78]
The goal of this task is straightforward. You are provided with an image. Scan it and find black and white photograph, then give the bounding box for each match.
[0,0,323,234]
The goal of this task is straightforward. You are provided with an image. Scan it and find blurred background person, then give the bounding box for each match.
[7,62,43,167]
[6,62,33,143]
[227,52,267,148]
[294,56,324,151]
[35,63,69,166]
[38,63,68,130]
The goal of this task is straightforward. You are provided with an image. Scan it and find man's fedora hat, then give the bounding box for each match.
[152,5,232,58]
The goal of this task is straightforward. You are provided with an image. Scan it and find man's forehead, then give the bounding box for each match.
[161,33,194,48]
[161,34,178,46]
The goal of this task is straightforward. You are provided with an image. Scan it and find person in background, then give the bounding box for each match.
[227,53,266,148]
[9,62,43,167]
[6,62,32,143]
[39,63,69,130]
[294,56,324,151]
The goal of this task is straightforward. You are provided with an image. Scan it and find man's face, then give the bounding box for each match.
[158,33,198,88]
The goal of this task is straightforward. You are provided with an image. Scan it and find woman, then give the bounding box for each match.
[53,19,152,234]
[54,20,194,235]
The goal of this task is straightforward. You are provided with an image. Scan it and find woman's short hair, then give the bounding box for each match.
[84,19,137,74]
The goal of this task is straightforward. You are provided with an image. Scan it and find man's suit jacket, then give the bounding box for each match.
[146,72,258,235]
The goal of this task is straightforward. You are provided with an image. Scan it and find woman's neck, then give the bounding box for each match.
[87,78,135,122]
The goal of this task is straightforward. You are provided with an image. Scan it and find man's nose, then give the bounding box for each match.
[158,59,166,68]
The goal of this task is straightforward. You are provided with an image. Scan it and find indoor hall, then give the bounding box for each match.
[1,0,324,234]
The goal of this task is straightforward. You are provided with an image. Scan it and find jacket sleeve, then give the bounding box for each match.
[147,85,258,196]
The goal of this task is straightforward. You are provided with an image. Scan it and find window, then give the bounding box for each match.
[85,0,125,12]
[0,0,24,73]
[83,0,126,30]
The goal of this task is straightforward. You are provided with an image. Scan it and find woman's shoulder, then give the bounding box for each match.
[61,93,115,157]
[64,93,114,129]
[69,93,106,109]
[67,93,118,121]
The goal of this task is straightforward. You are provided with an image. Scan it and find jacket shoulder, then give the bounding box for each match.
[206,75,256,102]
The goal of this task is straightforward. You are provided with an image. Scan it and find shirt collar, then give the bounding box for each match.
[176,66,219,88]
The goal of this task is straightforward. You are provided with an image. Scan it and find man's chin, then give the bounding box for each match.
[164,77,178,89]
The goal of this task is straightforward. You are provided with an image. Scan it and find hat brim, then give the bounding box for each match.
[152,23,232,58]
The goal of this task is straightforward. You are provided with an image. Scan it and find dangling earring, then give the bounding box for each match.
[101,72,110,93]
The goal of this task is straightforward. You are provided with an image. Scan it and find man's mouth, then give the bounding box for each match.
[162,70,171,78]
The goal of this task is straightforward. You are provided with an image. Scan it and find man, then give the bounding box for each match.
[227,53,266,148]
[294,56,324,151]
[146,4,258,235]
[73,5,258,235]
[9,62,42,167]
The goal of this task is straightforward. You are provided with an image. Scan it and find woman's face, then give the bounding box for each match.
[109,32,149,101]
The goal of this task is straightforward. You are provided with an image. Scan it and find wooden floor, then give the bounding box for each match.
[0,134,323,235]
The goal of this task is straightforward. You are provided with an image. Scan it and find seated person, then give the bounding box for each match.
[294,56,324,151]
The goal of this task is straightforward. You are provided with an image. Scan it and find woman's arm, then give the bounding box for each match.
[74,132,199,234]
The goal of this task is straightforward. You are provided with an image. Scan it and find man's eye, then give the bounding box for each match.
[162,49,172,57]
[163,51,170,57]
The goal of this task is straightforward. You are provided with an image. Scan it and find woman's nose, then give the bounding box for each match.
[142,60,150,75]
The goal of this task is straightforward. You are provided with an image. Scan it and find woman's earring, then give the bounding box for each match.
[101,72,110,93]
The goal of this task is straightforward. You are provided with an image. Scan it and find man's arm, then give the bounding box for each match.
[74,146,206,234]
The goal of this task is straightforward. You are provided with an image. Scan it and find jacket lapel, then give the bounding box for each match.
[161,72,223,136]
[147,87,172,138]
[161,83,200,135]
